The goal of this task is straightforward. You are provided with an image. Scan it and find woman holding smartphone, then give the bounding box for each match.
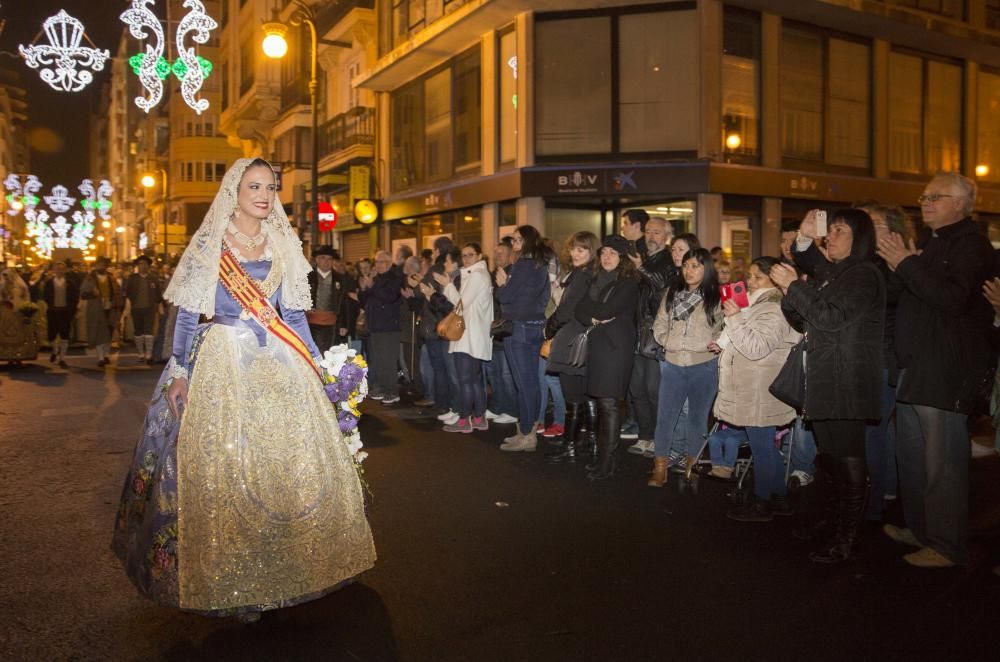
[713,257,802,521]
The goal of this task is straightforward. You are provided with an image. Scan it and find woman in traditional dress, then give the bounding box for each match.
[112,158,376,622]
[0,268,37,365]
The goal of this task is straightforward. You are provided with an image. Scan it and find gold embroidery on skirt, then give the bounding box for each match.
[177,325,375,611]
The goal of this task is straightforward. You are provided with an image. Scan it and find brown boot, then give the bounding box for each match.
[647,457,669,487]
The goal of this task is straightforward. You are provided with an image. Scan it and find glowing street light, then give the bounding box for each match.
[141,174,156,188]
[261,23,289,59]
[725,133,742,150]
[975,164,990,178]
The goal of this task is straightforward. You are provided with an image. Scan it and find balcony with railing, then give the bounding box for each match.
[318,106,375,166]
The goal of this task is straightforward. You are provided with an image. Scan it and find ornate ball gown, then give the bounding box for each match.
[112,243,375,617]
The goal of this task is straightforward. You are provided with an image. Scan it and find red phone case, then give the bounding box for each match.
[721,282,750,308]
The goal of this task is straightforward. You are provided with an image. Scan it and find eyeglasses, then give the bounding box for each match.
[917,194,955,203]
[461,253,477,258]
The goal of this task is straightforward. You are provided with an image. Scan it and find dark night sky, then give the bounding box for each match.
[2,1,128,186]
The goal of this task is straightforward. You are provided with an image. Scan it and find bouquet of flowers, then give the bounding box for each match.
[319,344,369,467]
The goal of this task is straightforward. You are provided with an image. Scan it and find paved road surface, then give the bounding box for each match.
[2,356,1000,661]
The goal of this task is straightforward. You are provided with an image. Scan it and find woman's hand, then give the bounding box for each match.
[418,282,434,298]
[721,299,741,317]
[769,263,798,292]
[167,377,189,418]
[799,210,819,239]
[707,342,722,354]
[432,272,450,288]
[495,268,508,287]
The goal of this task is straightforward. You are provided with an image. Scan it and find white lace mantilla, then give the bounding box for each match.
[163,158,312,315]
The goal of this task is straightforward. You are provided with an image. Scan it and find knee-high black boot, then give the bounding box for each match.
[793,453,838,542]
[583,399,599,466]
[809,455,868,564]
[546,401,583,463]
[588,398,620,481]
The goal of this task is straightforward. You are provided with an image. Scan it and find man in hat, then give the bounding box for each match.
[307,246,346,356]
[125,255,162,363]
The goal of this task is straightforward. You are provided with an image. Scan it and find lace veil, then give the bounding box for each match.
[163,157,313,315]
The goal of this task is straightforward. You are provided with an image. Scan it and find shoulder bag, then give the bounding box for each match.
[437,300,465,341]
[769,338,806,412]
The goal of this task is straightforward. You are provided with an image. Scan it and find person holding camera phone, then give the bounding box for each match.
[712,257,802,521]
[770,208,885,564]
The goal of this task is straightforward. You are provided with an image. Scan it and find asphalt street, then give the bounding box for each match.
[2,354,1000,661]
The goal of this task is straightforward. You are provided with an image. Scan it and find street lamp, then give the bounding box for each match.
[263,2,320,252]
[142,168,168,262]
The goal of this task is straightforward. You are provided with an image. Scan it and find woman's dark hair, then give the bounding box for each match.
[664,247,721,325]
[671,233,701,252]
[831,207,877,262]
[514,225,553,266]
[565,231,600,275]
[443,247,461,266]
[464,242,482,255]
[751,256,781,276]
[248,157,272,170]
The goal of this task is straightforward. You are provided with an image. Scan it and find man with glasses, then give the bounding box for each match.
[360,250,406,404]
[877,172,997,568]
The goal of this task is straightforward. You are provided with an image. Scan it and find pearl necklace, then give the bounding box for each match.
[227,221,266,251]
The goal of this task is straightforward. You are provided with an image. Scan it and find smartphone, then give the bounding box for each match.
[814,210,828,238]
[719,281,750,308]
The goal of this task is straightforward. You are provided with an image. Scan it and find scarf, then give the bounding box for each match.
[672,289,703,321]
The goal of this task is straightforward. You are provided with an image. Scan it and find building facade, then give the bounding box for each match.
[0,68,30,265]
[218,0,377,258]
[357,0,1000,265]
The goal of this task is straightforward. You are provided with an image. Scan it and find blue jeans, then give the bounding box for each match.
[865,369,898,520]
[503,320,545,435]
[425,339,451,412]
[453,351,486,418]
[654,359,718,459]
[537,358,566,427]
[789,417,816,475]
[486,343,517,416]
[746,426,786,501]
[708,424,743,469]
[420,343,434,401]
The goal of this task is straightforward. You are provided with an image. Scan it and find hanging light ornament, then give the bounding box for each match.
[4,174,42,216]
[51,215,72,249]
[44,185,76,214]
[121,0,165,113]
[70,210,95,250]
[96,180,114,220]
[18,10,111,92]
[121,0,218,114]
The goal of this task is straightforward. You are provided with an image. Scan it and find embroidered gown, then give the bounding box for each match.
[112,243,375,616]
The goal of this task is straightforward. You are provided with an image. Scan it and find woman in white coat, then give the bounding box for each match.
[435,243,494,433]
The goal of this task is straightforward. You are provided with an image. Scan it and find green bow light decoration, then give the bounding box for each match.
[128,53,212,82]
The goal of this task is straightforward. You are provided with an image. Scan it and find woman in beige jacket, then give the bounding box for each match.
[714,257,801,521]
[649,248,723,486]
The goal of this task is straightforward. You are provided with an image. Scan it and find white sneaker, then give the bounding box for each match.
[381,395,400,405]
[627,440,646,456]
[440,411,460,425]
[485,409,498,421]
[493,413,518,424]
[789,470,814,487]
[436,409,457,421]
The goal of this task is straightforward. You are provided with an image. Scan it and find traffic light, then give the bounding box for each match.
[354,199,380,224]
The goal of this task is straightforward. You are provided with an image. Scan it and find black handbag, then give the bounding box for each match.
[769,339,806,411]
[637,324,664,360]
[490,317,512,339]
[566,325,595,368]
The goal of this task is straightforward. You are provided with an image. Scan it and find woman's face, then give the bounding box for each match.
[682,257,705,289]
[570,245,592,268]
[671,239,690,267]
[444,255,458,273]
[236,165,276,221]
[746,264,775,294]
[461,247,481,268]
[599,247,621,272]
[358,261,372,276]
[869,210,890,243]
[511,231,524,253]
[825,221,854,262]
[717,265,732,284]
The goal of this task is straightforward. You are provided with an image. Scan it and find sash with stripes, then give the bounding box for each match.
[218,247,322,380]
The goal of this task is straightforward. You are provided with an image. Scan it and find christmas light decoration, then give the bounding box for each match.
[120,0,165,113]
[18,10,111,92]
[70,210,95,250]
[51,215,72,249]
[122,0,217,114]
[97,180,114,219]
[175,0,217,114]
[44,185,76,213]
